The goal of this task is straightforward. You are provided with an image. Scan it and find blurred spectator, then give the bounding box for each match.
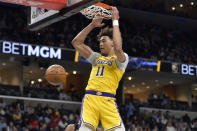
[26,104,34,115]
[160,94,169,108]
[7,121,17,131]
[0,118,7,131]
[0,107,5,116]
[58,117,68,130]
[166,121,176,131]
[125,101,135,119]
[183,113,191,124]
[192,95,196,103]
[59,90,72,101]
[0,99,6,108]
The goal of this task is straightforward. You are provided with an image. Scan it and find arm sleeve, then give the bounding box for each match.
[87,52,101,66]
[116,53,129,71]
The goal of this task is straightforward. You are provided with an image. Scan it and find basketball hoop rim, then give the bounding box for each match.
[80,2,112,19]
[95,2,112,10]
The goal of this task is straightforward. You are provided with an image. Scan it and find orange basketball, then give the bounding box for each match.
[45,64,66,86]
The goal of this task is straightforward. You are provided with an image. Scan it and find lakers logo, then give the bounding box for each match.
[97,92,102,96]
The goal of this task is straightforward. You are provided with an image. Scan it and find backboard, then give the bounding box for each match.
[27,0,102,31]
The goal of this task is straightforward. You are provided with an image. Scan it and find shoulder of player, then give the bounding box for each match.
[113,53,129,60]
[114,53,129,69]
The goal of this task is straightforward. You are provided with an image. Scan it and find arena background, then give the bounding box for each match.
[0,0,197,130]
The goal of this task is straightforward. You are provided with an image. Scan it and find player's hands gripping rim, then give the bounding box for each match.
[90,18,105,28]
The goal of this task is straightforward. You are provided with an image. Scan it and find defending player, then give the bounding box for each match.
[72,7,129,131]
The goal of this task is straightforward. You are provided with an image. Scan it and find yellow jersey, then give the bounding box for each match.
[86,52,129,95]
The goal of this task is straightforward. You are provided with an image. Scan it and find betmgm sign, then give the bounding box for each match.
[1,41,62,59]
[181,64,197,76]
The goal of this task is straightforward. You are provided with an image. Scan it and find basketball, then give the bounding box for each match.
[45,64,66,86]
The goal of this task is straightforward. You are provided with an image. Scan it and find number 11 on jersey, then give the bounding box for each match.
[96,66,105,77]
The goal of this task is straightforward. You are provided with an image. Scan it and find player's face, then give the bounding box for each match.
[99,36,113,56]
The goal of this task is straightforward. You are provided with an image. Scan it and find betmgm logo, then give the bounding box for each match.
[181,64,197,76]
[2,41,61,59]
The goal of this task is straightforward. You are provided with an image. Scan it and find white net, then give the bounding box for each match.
[80,4,112,19]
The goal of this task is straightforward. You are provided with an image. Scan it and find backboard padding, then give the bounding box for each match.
[28,0,102,31]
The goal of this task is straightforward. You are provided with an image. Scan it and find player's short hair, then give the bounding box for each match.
[97,27,113,40]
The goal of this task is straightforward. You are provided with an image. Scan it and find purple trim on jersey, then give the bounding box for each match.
[78,96,85,128]
[85,90,115,98]
[106,122,121,131]
[83,121,95,129]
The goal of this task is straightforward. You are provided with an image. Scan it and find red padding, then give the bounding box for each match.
[0,0,67,10]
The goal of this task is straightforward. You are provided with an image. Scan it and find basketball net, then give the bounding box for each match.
[80,2,112,19]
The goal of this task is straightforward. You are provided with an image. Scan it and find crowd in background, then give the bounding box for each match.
[0,99,196,131]
[0,99,79,131]
[1,4,197,65]
[123,99,197,131]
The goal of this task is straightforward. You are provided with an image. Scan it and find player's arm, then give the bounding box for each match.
[72,18,105,59]
[111,7,126,63]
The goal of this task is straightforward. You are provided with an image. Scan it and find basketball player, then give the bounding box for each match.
[72,7,128,131]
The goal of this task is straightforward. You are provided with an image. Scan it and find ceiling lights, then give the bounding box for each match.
[179,4,183,8]
[128,76,132,80]
[171,6,176,11]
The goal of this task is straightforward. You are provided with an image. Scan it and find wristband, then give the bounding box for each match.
[113,20,119,26]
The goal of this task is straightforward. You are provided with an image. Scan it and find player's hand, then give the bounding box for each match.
[90,18,105,28]
[111,7,119,20]
[65,124,75,131]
